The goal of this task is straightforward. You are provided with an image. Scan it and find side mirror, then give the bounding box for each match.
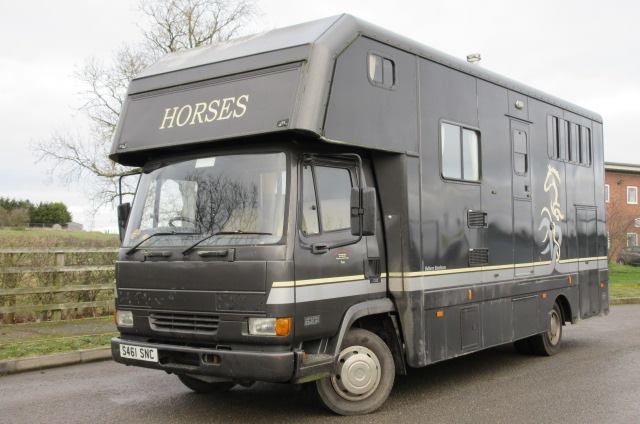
[117,202,132,243]
[350,187,377,237]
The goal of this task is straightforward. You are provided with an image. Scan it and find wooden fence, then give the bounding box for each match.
[0,249,117,324]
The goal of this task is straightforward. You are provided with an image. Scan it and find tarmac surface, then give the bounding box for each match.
[1,305,639,424]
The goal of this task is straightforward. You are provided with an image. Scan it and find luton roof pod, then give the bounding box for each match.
[109,13,601,166]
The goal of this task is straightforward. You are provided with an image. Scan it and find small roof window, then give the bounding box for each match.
[368,53,395,89]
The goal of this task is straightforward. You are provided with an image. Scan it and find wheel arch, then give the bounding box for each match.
[328,298,407,375]
[555,294,574,324]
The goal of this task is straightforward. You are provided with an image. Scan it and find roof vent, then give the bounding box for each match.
[466,53,481,65]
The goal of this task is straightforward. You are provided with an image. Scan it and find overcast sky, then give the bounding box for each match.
[1,0,638,231]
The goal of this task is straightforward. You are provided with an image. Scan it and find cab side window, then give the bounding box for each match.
[300,163,353,235]
[301,165,319,235]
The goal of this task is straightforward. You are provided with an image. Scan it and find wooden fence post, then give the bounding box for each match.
[0,249,117,323]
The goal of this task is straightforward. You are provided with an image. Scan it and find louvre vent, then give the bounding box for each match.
[149,312,220,335]
[467,210,488,228]
[468,248,489,267]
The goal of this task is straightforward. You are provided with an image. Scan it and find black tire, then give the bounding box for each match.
[177,374,236,393]
[316,328,395,416]
[513,338,533,355]
[529,302,563,356]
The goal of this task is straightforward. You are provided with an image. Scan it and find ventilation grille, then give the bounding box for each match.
[467,210,488,228]
[149,312,220,335]
[468,248,489,267]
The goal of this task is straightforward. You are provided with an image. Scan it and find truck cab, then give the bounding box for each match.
[112,138,396,415]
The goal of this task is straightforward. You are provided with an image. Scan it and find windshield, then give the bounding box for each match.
[123,152,287,248]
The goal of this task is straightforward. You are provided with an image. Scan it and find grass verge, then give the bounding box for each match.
[0,317,117,361]
[608,262,640,299]
[0,333,115,361]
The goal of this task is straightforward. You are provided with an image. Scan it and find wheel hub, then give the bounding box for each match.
[548,309,561,346]
[331,345,381,401]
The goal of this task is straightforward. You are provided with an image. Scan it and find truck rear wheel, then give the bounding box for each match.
[316,328,395,415]
[177,374,236,393]
[529,302,563,356]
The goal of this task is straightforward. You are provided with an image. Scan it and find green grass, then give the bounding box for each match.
[0,333,116,361]
[0,228,118,248]
[608,262,640,299]
[0,317,117,360]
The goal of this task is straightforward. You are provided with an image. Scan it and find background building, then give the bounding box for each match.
[605,162,640,260]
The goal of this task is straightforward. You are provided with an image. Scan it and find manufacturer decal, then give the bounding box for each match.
[304,315,320,327]
[424,265,447,271]
[335,250,350,264]
[539,165,564,265]
[159,94,250,129]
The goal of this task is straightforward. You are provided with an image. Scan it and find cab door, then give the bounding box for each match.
[293,156,384,340]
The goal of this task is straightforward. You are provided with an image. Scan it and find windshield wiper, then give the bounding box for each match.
[125,231,198,255]
[182,230,273,255]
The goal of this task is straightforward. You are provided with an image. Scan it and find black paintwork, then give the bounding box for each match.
[110,15,608,383]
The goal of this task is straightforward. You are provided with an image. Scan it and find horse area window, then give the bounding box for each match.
[441,122,480,182]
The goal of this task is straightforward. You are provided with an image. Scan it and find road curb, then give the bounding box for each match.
[610,297,640,305]
[0,347,112,376]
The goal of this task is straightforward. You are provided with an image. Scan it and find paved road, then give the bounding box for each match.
[1,305,639,424]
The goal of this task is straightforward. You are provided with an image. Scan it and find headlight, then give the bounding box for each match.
[116,310,134,327]
[248,317,292,336]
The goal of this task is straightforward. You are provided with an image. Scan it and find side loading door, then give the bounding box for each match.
[511,120,535,276]
[293,156,384,341]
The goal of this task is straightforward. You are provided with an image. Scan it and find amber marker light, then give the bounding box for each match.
[541,292,548,300]
[275,317,292,336]
[567,275,573,285]
[467,289,473,301]
[600,282,606,289]
[436,310,445,318]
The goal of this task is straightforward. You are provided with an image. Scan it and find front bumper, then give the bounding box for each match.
[111,337,297,383]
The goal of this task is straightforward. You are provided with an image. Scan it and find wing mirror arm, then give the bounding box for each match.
[116,170,142,243]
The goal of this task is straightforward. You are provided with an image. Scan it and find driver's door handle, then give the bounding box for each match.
[311,243,329,254]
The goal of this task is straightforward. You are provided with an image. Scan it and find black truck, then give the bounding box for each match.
[110,14,608,415]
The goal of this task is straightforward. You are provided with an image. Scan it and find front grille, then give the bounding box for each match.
[149,312,220,335]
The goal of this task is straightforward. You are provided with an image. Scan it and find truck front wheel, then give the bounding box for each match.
[316,328,395,415]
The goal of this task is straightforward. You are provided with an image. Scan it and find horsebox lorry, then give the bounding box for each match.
[110,14,608,415]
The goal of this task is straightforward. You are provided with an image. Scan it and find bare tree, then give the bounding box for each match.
[606,182,637,261]
[35,0,256,207]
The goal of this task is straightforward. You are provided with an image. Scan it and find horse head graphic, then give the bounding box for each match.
[539,165,564,264]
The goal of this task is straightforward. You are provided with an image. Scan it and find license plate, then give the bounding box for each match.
[119,344,158,363]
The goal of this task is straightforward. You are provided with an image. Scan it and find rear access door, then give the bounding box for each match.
[577,206,600,317]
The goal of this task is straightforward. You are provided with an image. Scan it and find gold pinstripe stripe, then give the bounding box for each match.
[272,274,365,288]
[388,256,607,278]
[272,256,609,285]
